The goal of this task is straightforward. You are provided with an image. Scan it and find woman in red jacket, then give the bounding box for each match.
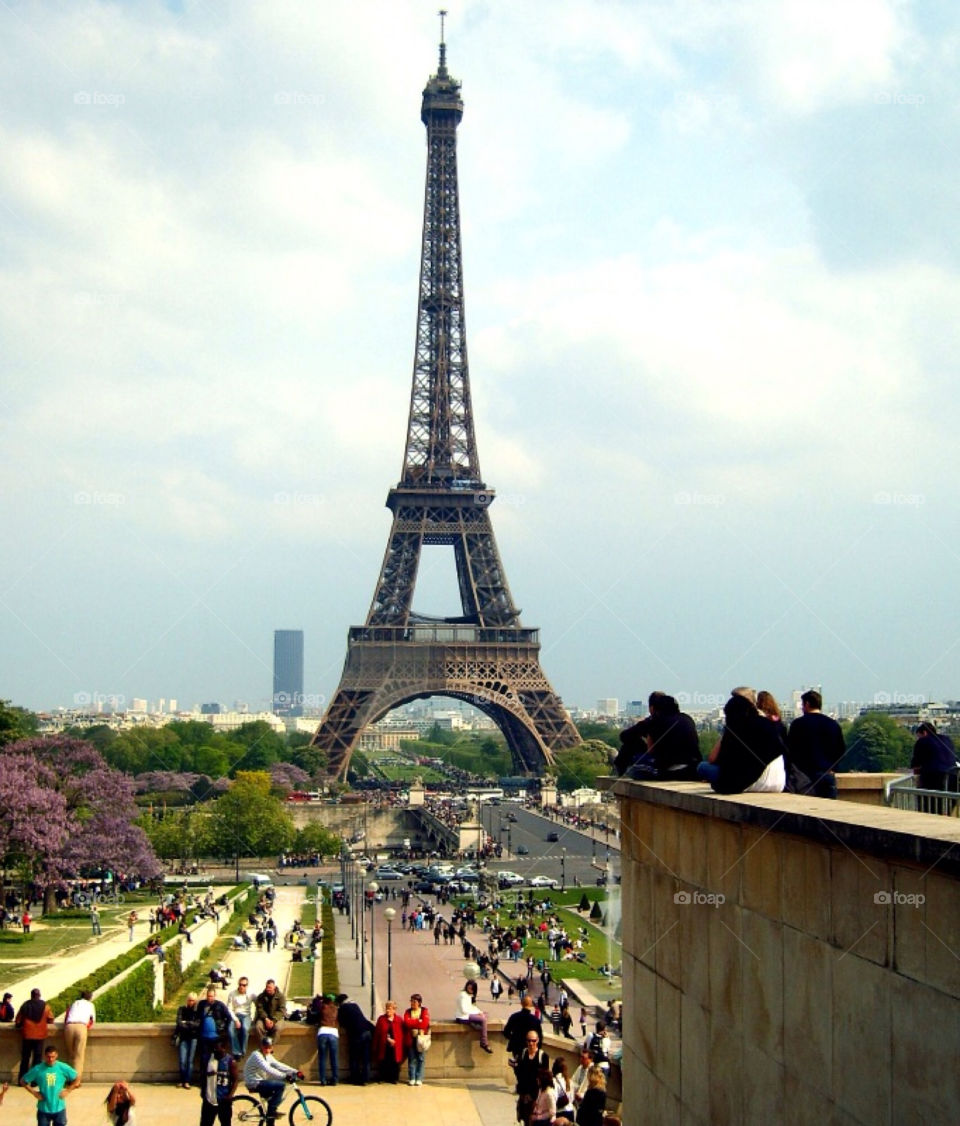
[372,1000,404,1084]
[402,993,430,1087]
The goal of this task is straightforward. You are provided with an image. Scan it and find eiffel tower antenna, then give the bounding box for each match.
[312,34,580,781]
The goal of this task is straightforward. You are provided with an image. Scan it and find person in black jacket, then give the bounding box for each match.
[616,692,701,780]
[786,690,845,798]
[336,994,375,1086]
[196,987,235,1084]
[912,722,959,792]
[511,1033,549,1126]
[502,996,542,1060]
[576,1066,607,1126]
[698,692,786,794]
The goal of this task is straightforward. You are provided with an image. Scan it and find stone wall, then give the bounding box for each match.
[613,778,960,1125]
[0,1021,600,1087]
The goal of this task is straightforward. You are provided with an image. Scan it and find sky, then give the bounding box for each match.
[1,0,959,718]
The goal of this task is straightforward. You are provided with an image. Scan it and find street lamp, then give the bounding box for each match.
[368,880,380,1018]
[384,906,396,1000]
[561,848,566,891]
[358,863,366,985]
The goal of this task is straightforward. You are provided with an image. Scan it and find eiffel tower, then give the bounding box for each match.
[313,28,580,780]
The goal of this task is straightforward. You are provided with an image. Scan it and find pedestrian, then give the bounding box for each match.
[175,993,201,1089]
[19,1044,79,1125]
[105,1080,137,1125]
[336,993,374,1086]
[372,1000,404,1083]
[90,906,101,936]
[126,911,138,941]
[16,988,54,1080]
[197,987,235,1082]
[579,1008,588,1038]
[0,992,14,1022]
[63,991,96,1080]
[315,994,339,1086]
[491,977,503,1003]
[576,1066,607,1126]
[22,908,32,934]
[402,993,430,1087]
[511,1031,549,1126]
[200,1040,237,1126]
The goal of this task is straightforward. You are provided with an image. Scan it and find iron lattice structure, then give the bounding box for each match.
[312,39,580,780]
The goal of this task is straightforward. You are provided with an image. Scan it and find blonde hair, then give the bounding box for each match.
[587,1065,606,1089]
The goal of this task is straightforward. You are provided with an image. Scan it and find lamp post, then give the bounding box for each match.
[384,906,396,1001]
[355,864,362,981]
[368,880,379,1018]
[561,848,566,892]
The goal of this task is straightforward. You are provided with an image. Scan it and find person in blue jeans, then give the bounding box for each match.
[315,995,340,1085]
[20,1045,79,1126]
[242,1038,301,1122]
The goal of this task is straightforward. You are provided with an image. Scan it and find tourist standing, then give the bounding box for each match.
[315,994,339,1086]
[372,1000,404,1084]
[64,991,96,1080]
[336,993,374,1086]
[126,911,138,941]
[105,1080,137,1125]
[175,993,202,1089]
[19,1045,79,1125]
[402,993,430,1087]
[15,988,54,1080]
[90,906,101,935]
[200,1040,237,1126]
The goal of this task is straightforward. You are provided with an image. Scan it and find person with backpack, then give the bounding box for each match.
[584,1021,610,1074]
[200,1040,237,1126]
[196,988,236,1083]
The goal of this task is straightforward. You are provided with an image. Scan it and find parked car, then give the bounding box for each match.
[375,867,403,880]
[497,871,524,887]
[529,875,559,889]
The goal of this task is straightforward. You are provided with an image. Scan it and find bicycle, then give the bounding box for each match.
[232,1078,331,1126]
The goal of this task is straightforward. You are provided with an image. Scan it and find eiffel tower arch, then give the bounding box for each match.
[312,31,580,781]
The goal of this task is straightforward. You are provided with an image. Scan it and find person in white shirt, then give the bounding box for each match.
[64,991,95,1079]
[227,977,254,1056]
[571,1048,593,1106]
[242,1037,301,1122]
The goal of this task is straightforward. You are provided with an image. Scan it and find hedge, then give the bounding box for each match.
[320,898,339,997]
[162,939,185,998]
[46,921,179,1017]
[95,960,158,1022]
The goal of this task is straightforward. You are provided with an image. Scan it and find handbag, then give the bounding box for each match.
[417,1031,432,1052]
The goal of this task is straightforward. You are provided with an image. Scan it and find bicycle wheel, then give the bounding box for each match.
[232,1095,265,1124]
[288,1095,332,1126]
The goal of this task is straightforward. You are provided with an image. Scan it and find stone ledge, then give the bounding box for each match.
[611,778,960,877]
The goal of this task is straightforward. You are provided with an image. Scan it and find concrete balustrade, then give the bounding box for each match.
[612,777,960,1125]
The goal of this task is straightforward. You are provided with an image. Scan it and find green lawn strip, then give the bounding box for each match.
[0,961,44,987]
[287,960,313,1000]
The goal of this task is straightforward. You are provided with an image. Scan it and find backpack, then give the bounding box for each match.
[589,1033,607,1064]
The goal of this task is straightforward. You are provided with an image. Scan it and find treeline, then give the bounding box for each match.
[64,719,327,783]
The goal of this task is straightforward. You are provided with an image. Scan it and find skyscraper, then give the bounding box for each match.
[273,630,304,716]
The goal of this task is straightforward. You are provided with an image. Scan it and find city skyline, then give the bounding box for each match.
[1,2,958,717]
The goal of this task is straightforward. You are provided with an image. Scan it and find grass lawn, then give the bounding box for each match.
[287,959,314,1000]
[0,892,160,965]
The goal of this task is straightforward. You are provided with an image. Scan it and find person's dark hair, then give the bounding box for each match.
[801,689,822,710]
[917,721,937,737]
[464,979,478,997]
[723,693,757,729]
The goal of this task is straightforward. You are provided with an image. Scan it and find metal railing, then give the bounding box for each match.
[885,774,960,816]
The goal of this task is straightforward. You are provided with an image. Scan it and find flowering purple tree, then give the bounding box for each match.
[269,761,312,793]
[1,736,162,908]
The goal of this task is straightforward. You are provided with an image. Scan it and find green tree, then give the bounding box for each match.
[208,771,295,859]
[289,745,329,778]
[293,823,343,857]
[139,808,213,863]
[0,700,38,747]
[839,713,913,772]
[552,740,615,791]
[225,721,285,773]
[574,722,620,749]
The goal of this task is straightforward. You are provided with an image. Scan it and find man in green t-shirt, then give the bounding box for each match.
[19,1045,79,1126]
